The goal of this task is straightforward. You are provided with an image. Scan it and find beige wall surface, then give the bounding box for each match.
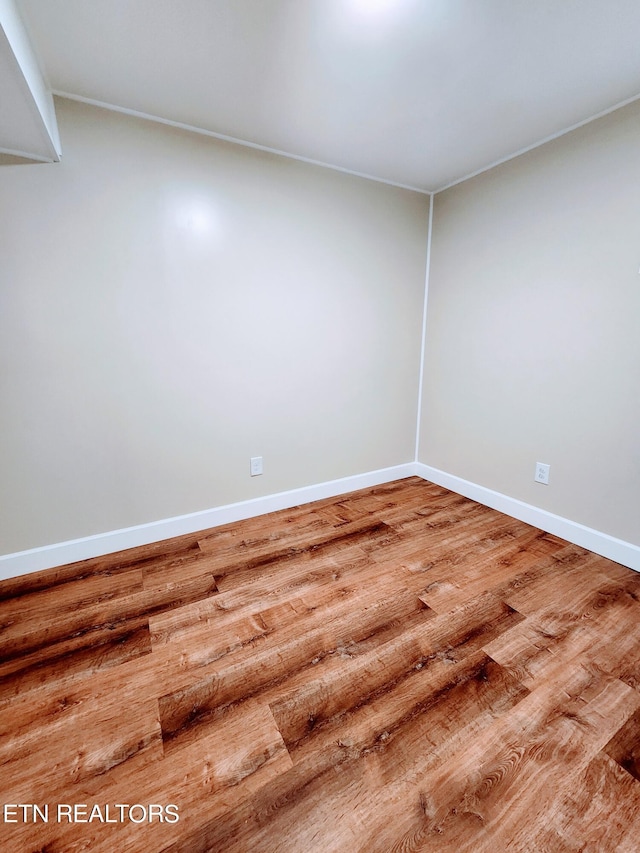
[419,99,640,545]
[0,99,429,554]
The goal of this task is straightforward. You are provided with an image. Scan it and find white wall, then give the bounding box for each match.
[419,98,640,546]
[0,98,429,555]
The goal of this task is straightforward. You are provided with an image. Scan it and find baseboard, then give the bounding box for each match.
[0,463,418,582]
[415,463,640,573]
[6,460,634,582]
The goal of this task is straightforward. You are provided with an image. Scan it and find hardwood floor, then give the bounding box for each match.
[1,477,639,852]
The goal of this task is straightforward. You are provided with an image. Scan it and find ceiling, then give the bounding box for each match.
[16,0,640,191]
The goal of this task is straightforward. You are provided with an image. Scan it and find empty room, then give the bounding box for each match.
[1,1,640,850]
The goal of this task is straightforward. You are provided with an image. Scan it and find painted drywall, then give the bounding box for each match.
[0,98,429,555]
[419,98,640,546]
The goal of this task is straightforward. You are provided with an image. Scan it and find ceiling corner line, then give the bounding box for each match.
[434,88,640,194]
[51,90,431,194]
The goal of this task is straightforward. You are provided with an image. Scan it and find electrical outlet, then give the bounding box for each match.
[534,462,550,485]
[250,456,263,477]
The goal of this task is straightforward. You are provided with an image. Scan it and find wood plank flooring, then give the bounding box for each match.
[1,476,639,852]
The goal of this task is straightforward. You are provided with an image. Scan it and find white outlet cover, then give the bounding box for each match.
[535,462,550,484]
[250,456,263,476]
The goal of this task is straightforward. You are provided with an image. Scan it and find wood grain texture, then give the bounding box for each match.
[0,476,638,852]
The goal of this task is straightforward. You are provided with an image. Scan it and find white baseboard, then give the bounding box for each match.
[4,460,636,582]
[0,463,417,582]
[415,463,640,573]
